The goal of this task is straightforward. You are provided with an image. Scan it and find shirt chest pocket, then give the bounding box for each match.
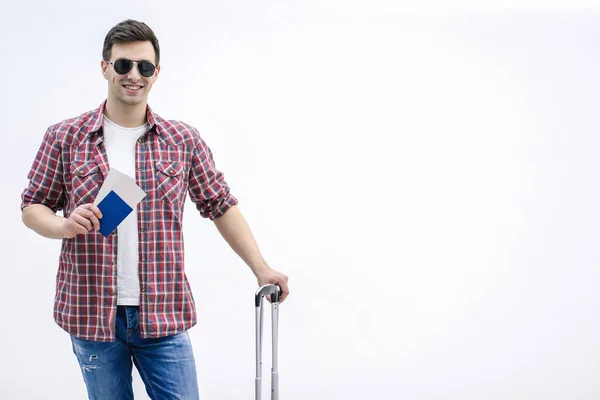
[155,160,186,203]
[70,161,102,206]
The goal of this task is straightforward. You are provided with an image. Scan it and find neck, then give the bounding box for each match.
[104,98,147,128]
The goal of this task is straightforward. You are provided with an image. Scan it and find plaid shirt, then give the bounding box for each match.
[21,101,238,342]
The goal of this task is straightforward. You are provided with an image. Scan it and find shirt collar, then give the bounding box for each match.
[82,100,161,145]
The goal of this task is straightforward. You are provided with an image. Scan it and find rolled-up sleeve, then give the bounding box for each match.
[188,135,238,220]
[21,126,66,213]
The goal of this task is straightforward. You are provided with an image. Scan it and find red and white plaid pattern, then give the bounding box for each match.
[21,101,238,342]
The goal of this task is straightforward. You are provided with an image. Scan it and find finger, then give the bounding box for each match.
[73,214,93,231]
[81,203,103,219]
[74,224,88,235]
[79,209,101,231]
[91,205,103,220]
[90,214,100,231]
[66,220,88,236]
[280,290,289,303]
[278,280,289,302]
[278,279,289,293]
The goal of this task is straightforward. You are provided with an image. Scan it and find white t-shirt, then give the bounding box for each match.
[103,116,148,306]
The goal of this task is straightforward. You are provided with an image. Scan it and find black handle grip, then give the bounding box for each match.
[255,284,281,307]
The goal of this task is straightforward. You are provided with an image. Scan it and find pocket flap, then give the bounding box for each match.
[71,161,99,177]
[155,160,184,177]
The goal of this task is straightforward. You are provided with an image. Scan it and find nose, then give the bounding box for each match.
[126,62,142,82]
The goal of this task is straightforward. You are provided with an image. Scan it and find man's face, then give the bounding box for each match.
[101,41,160,108]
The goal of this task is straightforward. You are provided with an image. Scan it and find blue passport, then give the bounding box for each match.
[97,190,134,237]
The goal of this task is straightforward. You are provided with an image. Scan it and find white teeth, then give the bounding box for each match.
[125,85,141,90]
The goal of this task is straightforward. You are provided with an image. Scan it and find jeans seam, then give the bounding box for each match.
[133,352,159,400]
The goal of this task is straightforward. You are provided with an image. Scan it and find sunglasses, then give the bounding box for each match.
[106,58,157,78]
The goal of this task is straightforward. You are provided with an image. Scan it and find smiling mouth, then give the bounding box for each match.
[123,84,143,91]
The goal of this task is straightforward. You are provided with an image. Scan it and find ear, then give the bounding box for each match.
[154,64,161,79]
[100,60,109,79]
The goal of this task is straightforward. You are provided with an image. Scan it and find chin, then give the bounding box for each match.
[119,96,146,106]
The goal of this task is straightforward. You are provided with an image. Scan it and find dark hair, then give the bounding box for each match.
[102,19,160,65]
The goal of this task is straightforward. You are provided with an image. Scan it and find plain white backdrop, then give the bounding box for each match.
[1,0,600,399]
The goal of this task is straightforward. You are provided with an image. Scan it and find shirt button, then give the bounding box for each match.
[108,290,116,296]
[110,261,115,265]
[138,138,143,143]
[137,168,142,171]
[140,228,145,232]
[140,286,147,293]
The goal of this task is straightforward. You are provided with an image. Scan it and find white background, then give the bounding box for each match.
[1,1,600,399]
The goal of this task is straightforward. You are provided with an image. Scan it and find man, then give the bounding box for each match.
[20,19,289,400]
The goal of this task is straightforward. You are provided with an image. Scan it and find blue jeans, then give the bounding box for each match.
[70,306,200,400]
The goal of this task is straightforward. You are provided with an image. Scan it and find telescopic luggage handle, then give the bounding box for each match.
[255,284,281,400]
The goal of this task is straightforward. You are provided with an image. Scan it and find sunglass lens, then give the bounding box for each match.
[113,59,133,75]
[138,61,156,77]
